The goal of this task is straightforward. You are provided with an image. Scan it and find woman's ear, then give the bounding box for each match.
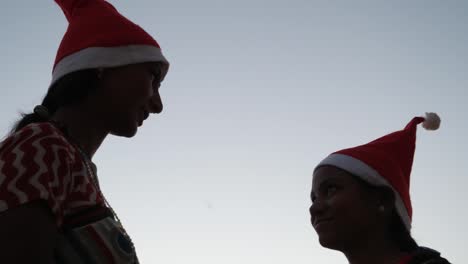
[376,187,395,216]
[97,68,104,79]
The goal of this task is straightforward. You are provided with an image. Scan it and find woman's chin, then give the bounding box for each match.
[110,123,138,138]
[317,234,342,251]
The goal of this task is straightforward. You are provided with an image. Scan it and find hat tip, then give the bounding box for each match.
[422,112,441,130]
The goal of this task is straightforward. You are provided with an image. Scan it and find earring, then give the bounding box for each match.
[378,205,385,212]
[97,68,104,79]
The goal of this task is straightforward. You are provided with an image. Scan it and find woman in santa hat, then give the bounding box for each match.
[309,113,451,264]
[0,0,169,263]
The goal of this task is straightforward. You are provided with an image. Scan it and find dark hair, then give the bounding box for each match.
[353,176,419,253]
[388,209,419,252]
[10,69,100,135]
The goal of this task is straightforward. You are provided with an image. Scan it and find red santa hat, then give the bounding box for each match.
[52,0,169,86]
[314,112,441,231]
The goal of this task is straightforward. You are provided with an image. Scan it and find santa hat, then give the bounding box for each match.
[52,0,169,87]
[314,112,441,231]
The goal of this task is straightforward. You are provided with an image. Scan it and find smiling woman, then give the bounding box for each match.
[309,113,451,264]
[0,0,169,263]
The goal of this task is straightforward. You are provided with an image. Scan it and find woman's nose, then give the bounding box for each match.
[309,200,326,217]
[148,92,163,114]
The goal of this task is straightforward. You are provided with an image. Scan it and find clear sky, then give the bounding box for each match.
[1,1,467,263]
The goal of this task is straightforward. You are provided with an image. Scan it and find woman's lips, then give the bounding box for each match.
[138,110,149,126]
[313,218,333,229]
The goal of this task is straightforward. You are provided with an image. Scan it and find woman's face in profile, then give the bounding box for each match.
[95,62,164,137]
[310,166,381,250]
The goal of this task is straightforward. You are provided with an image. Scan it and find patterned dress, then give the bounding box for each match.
[0,122,138,263]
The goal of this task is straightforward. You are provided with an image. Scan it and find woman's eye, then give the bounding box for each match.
[148,71,161,90]
[326,186,337,196]
[152,80,161,91]
[150,68,161,81]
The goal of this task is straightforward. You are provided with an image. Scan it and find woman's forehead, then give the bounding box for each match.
[312,166,356,186]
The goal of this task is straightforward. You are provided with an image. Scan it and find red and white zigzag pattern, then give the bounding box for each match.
[0,123,104,226]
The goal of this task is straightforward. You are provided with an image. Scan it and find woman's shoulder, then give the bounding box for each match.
[0,122,75,156]
[0,122,81,226]
[407,247,451,264]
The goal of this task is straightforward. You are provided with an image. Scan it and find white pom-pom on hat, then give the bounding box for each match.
[422,112,441,130]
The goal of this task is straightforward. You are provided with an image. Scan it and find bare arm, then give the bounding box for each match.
[0,201,59,264]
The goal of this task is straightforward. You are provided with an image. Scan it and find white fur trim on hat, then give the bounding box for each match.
[314,153,412,231]
[51,45,169,87]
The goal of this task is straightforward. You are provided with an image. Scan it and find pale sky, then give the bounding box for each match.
[0,1,467,263]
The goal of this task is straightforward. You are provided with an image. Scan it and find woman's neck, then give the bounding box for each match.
[343,235,406,264]
[52,105,108,159]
